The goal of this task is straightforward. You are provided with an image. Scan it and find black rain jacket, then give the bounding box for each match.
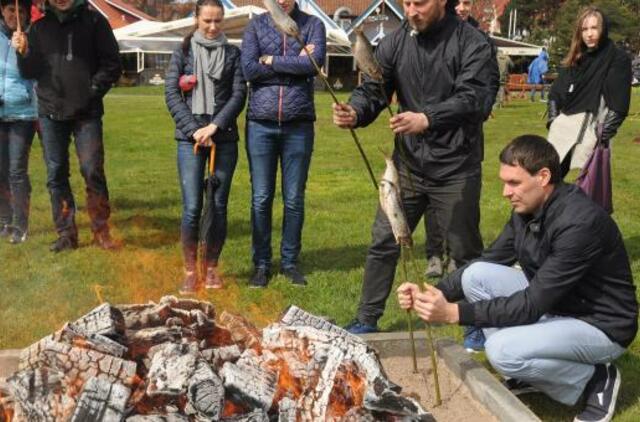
[17,5,121,120]
[349,13,494,182]
[437,183,638,347]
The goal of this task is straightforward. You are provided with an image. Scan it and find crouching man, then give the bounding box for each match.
[398,135,638,422]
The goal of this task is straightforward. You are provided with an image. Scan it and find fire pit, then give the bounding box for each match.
[0,297,434,421]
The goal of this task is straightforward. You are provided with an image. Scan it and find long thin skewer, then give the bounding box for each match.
[295,38,377,190]
[400,246,419,373]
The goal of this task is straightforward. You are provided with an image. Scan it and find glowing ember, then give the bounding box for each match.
[0,298,434,421]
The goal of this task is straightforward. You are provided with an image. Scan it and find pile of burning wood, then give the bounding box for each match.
[0,296,433,421]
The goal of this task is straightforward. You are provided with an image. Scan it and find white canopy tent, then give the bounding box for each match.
[115,2,351,79]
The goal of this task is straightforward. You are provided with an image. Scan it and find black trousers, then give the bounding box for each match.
[357,169,483,327]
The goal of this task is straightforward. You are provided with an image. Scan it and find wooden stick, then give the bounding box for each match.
[400,246,419,374]
[15,0,21,33]
[296,37,378,190]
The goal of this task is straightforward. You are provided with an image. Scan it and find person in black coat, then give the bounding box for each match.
[398,135,637,422]
[547,6,632,178]
[164,0,246,294]
[333,0,494,334]
[14,0,122,252]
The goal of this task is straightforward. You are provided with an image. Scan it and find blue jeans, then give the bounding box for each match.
[0,121,35,232]
[246,120,314,269]
[530,84,546,101]
[39,117,110,238]
[461,262,625,405]
[177,140,237,265]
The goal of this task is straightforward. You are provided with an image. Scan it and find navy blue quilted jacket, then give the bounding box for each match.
[165,43,246,143]
[241,6,326,122]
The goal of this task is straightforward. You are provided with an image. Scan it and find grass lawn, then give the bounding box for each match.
[1,87,639,421]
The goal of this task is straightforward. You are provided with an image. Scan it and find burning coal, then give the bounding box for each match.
[0,298,433,421]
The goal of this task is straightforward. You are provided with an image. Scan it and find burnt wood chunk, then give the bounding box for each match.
[19,339,136,387]
[126,415,190,422]
[120,303,174,330]
[220,410,270,422]
[184,359,224,420]
[279,306,366,346]
[201,345,242,369]
[364,389,435,421]
[221,361,277,411]
[70,303,125,338]
[146,343,197,396]
[277,397,297,422]
[337,407,378,421]
[159,296,216,320]
[219,312,262,350]
[7,368,76,421]
[70,377,130,422]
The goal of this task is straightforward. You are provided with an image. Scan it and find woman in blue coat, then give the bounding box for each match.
[0,0,36,244]
[165,0,246,294]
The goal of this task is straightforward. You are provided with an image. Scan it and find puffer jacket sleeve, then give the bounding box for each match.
[164,48,200,140]
[90,13,122,98]
[348,33,396,128]
[212,47,247,130]
[241,18,287,84]
[271,17,326,76]
[421,27,491,130]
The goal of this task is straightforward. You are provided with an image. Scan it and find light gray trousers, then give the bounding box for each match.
[461,262,625,405]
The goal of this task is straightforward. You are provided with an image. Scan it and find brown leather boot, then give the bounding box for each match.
[204,265,223,289]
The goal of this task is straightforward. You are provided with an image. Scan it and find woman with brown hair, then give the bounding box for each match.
[165,0,246,294]
[547,6,632,178]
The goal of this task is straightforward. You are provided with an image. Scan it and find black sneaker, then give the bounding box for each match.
[282,266,307,286]
[574,363,621,422]
[9,228,27,244]
[0,224,11,237]
[49,236,78,253]
[503,378,540,396]
[249,268,270,288]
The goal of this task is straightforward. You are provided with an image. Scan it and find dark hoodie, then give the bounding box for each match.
[16,1,121,120]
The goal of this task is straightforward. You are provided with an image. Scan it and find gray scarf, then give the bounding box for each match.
[191,31,227,115]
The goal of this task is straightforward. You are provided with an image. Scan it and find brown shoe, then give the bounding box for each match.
[179,270,197,295]
[93,230,118,250]
[204,266,223,289]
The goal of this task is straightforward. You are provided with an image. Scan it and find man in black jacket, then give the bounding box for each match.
[14,0,121,252]
[423,0,499,279]
[398,135,638,422]
[333,0,494,333]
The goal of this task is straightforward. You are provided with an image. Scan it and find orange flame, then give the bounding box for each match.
[222,400,247,417]
[326,364,366,418]
[271,359,304,405]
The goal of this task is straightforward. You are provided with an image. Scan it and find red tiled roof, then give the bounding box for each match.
[88,0,156,29]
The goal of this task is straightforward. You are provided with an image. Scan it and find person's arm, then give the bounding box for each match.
[212,49,247,131]
[164,49,200,140]
[240,19,288,85]
[91,14,122,98]
[270,18,326,76]
[458,218,604,328]
[421,29,492,130]
[16,28,44,80]
[600,50,632,144]
[436,216,518,302]
[348,35,396,128]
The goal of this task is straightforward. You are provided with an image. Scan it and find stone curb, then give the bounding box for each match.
[361,332,541,422]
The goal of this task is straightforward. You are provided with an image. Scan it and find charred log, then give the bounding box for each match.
[219,312,262,350]
[184,359,224,420]
[146,343,197,397]
[220,361,277,411]
[70,303,125,338]
[70,377,130,422]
